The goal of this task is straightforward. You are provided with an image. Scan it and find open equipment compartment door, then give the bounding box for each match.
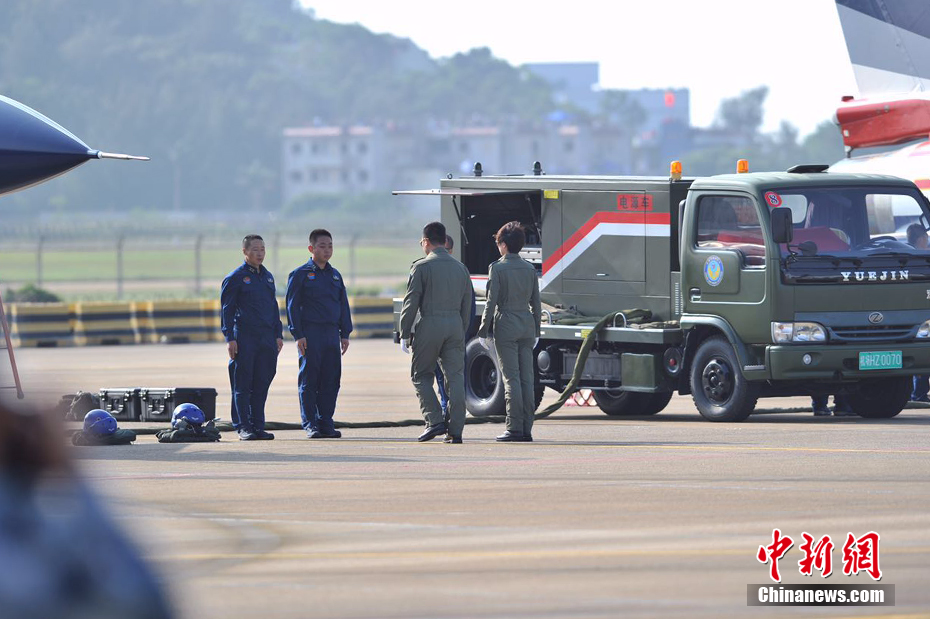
[460,190,542,276]
[393,187,542,276]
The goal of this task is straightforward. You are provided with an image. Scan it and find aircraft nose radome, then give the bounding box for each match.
[0,94,91,155]
[0,94,146,197]
[0,94,95,196]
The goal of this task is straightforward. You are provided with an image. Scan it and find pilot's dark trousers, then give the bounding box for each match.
[229,327,278,433]
[298,324,342,434]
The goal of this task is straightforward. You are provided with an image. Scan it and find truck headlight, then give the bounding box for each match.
[918,320,930,338]
[772,322,827,343]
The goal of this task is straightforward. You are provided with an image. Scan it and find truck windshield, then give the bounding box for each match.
[774,186,930,260]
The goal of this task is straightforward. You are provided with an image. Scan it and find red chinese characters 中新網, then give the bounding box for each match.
[757,530,883,582]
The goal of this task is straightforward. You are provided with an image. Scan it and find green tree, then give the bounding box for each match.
[801,121,846,164]
[714,86,769,139]
[0,0,555,218]
[599,90,647,135]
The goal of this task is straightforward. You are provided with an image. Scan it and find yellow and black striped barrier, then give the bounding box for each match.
[73,302,137,346]
[6,302,73,347]
[201,299,224,342]
[7,296,394,347]
[277,297,289,332]
[139,300,212,344]
[349,297,394,338]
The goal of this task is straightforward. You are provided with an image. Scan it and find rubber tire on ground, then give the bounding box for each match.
[645,390,673,415]
[689,335,758,422]
[592,389,670,416]
[849,377,910,418]
[465,338,505,417]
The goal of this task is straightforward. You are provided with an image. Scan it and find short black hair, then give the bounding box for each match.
[423,221,446,246]
[907,222,927,245]
[494,221,525,254]
[243,234,264,249]
[309,229,332,245]
[445,234,455,250]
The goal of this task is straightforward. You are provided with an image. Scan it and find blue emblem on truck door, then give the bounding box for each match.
[704,255,724,287]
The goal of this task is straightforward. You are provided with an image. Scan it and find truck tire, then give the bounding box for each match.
[690,336,758,422]
[465,338,505,417]
[592,389,666,416]
[850,377,910,419]
[645,390,674,415]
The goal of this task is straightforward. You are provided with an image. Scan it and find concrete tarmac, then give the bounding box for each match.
[9,342,930,618]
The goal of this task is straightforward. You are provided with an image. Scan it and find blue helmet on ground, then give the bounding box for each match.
[83,409,118,436]
[172,403,205,429]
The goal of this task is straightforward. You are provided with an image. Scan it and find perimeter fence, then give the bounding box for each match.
[0,228,421,301]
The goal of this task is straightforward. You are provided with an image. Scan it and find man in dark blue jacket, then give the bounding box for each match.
[286,229,353,438]
[221,234,283,441]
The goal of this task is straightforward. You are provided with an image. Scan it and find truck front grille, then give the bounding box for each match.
[830,324,913,341]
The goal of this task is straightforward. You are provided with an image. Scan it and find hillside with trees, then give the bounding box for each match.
[0,0,844,220]
[0,0,555,216]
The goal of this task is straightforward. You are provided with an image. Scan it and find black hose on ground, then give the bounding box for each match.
[534,312,619,420]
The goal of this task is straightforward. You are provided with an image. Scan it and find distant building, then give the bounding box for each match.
[281,61,696,197]
[449,126,504,175]
[624,88,691,140]
[281,119,636,200]
[524,62,600,114]
[282,125,403,202]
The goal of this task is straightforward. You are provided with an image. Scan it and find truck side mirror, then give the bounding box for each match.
[770,207,793,244]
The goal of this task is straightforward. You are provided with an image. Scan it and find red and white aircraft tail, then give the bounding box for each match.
[831,0,930,192]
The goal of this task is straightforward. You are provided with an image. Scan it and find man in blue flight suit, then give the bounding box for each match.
[286,229,353,439]
[221,234,283,441]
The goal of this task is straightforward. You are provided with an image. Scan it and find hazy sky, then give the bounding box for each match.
[298,0,857,137]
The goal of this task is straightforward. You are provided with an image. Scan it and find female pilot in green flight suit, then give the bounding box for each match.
[477,221,541,442]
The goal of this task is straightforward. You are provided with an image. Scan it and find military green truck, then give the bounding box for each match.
[394,162,930,421]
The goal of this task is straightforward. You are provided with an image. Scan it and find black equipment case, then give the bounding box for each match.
[140,387,217,422]
[99,387,144,421]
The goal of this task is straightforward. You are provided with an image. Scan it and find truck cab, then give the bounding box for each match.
[681,169,930,419]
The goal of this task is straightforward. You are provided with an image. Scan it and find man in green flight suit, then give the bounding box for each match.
[399,221,472,443]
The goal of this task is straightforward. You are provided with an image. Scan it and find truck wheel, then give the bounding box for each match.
[645,391,673,415]
[850,377,910,418]
[465,338,505,417]
[690,336,757,422]
[592,389,655,416]
[593,389,672,416]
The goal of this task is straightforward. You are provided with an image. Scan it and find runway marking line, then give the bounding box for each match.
[165,545,930,562]
[538,443,930,455]
[826,616,930,619]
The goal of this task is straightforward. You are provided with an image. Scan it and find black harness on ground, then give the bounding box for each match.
[155,419,221,443]
[72,428,136,446]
